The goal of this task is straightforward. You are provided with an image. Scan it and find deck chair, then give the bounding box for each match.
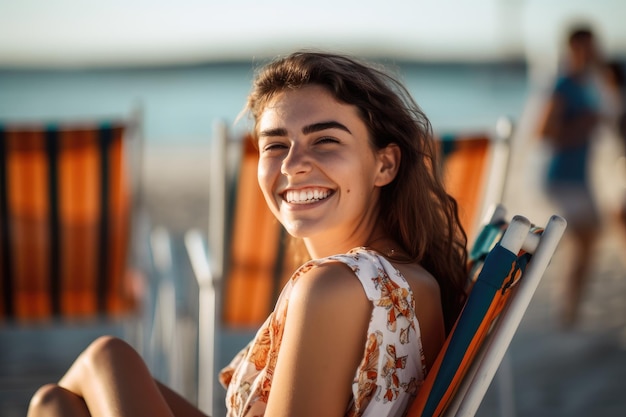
[220,133,286,327]
[406,205,567,417]
[0,110,149,415]
[187,127,287,329]
[437,116,513,242]
[185,122,289,414]
[0,110,144,321]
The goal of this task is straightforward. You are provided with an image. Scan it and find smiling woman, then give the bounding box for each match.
[218,52,469,417]
[27,51,468,417]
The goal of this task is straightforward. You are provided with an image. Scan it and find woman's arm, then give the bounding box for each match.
[536,94,563,142]
[264,262,372,417]
[537,92,599,148]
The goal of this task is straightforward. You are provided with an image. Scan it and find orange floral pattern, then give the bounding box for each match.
[219,248,426,417]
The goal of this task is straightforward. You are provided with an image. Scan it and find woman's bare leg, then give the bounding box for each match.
[156,381,210,417]
[27,335,209,417]
[55,335,174,417]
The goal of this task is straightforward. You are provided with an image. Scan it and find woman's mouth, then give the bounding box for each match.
[283,188,333,204]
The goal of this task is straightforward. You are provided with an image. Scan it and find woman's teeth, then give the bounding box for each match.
[285,189,331,204]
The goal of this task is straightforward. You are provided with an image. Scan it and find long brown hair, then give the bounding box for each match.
[246,51,467,333]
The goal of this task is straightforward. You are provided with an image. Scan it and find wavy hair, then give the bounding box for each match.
[246,51,467,333]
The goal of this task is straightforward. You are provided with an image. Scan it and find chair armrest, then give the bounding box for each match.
[184,229,219,415]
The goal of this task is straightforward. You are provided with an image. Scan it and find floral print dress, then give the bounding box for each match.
[219,247,427,417]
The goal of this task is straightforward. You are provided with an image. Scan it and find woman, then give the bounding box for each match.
[28,51,467,417]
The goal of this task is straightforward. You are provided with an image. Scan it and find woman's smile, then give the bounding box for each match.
[283,187,334,205]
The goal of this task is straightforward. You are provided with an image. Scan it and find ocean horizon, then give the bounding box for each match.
[0,60,530,147]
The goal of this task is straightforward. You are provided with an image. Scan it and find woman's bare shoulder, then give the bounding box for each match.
[290,260,370,316]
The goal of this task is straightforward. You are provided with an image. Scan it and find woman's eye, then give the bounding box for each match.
[316,137,339,145]
[262,143,288,152]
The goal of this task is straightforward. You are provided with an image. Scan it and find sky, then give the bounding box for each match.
[0,0,625,68]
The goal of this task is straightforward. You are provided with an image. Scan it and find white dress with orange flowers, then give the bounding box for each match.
[219,247,427,417]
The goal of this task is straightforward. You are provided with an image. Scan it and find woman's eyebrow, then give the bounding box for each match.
[302,121,352,135]
[258,121,351,138]
[258,127,287,138]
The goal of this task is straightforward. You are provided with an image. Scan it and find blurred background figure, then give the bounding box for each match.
[535,25,603,328]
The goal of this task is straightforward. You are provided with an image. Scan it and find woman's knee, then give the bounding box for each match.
[87,334,134,354]
[28,383,83,415]
[29,383,62,410]
[82,335,140,371]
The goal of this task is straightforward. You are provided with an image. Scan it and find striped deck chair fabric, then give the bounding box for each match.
[221,134,287,327]
[0,119,139,321]
[437,118,512,242]
[185,127,295,413]
[407,208,567,417]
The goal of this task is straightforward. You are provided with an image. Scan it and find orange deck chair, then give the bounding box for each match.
[406,205,567,417]
[220,133,288,327]
[0,114,143,322]
[436,117,513,242]
[186,124,289,413]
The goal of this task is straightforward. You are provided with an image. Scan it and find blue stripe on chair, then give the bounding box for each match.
[45,125,61,315]
[422,243,517,416]
[0,126,14,317]
[439,133,457,157]
[97,123,113,313]
[469,222,505,262]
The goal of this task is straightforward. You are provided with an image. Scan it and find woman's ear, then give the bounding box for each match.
[374,143,401,186]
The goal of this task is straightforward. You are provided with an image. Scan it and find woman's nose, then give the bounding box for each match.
[280,145,311,176]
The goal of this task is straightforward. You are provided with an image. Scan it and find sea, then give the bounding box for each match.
[0,59,531,147]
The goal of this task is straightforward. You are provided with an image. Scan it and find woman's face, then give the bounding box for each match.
[256,84,396,257]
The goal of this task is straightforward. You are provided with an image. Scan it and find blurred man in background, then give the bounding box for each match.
[536,26,602,327]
